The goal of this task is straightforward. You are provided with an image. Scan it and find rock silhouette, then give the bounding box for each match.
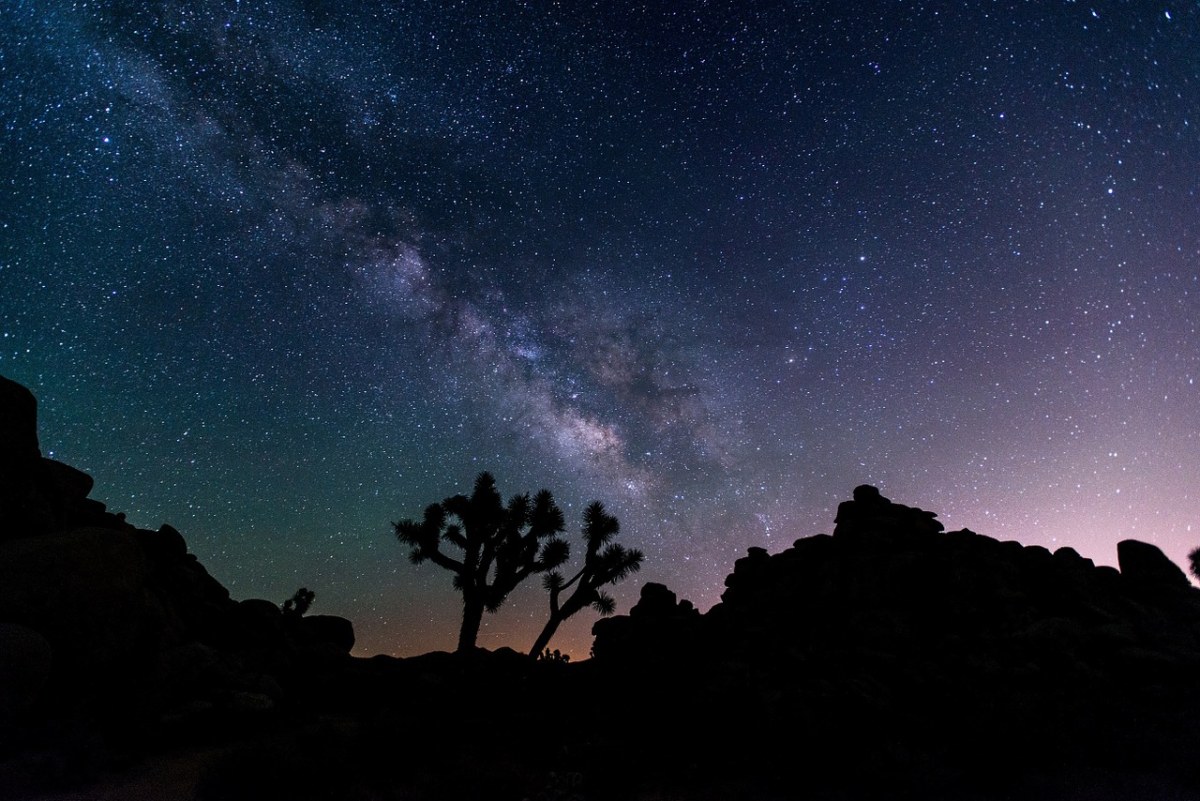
[0,374,128,536]
[590,486,1200,797]
[0,375,356,796]
[6,372,1200,799]
[1117,537,1191,591]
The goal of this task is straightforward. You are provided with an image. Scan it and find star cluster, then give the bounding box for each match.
[3,1,1198,657]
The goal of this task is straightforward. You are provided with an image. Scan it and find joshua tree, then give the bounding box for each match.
[1189,546,1200,582]
[530,501,643,656]
[393,472,570,652]
[283,587,315,617]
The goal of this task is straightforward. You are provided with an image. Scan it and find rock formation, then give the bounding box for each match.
[0,374,355,730]
[591,485,1200,797]
[0,374,129,537]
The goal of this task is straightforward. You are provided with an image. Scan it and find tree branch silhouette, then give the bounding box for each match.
[393,472,569,652]
[530,501,643,656]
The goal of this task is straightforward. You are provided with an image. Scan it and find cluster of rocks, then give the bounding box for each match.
[0,375,355,784]
[590,485,1200,797]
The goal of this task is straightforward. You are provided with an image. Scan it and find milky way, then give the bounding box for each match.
[3,1,1198,657]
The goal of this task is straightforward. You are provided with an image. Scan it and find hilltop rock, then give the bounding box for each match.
[1118,538,1191,592]
[591,582,700,661]
[0,377,133,538]
[833,483,945,537]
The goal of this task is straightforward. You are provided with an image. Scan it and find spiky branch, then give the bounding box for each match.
[282,587,315,618]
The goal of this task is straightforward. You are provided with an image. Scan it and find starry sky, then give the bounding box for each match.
[3,0,1199,658]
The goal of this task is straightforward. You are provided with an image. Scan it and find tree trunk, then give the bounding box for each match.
[457,594,485,652]
[529,613,562,657]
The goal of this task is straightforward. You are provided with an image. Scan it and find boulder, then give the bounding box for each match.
[630,582,685,617]
[135,523,188,560]
[1117,539,1190,591]
[224,599,289,651]
[40,459,94,505]
[298,615,355,654]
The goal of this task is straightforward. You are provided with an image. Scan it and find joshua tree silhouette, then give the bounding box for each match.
[530,501,643,656]
[1189,546,1200,583]
[282,587,315,617]
[393,472,570,652]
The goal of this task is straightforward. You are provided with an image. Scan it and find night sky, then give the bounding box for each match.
[3,1,1198,658]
